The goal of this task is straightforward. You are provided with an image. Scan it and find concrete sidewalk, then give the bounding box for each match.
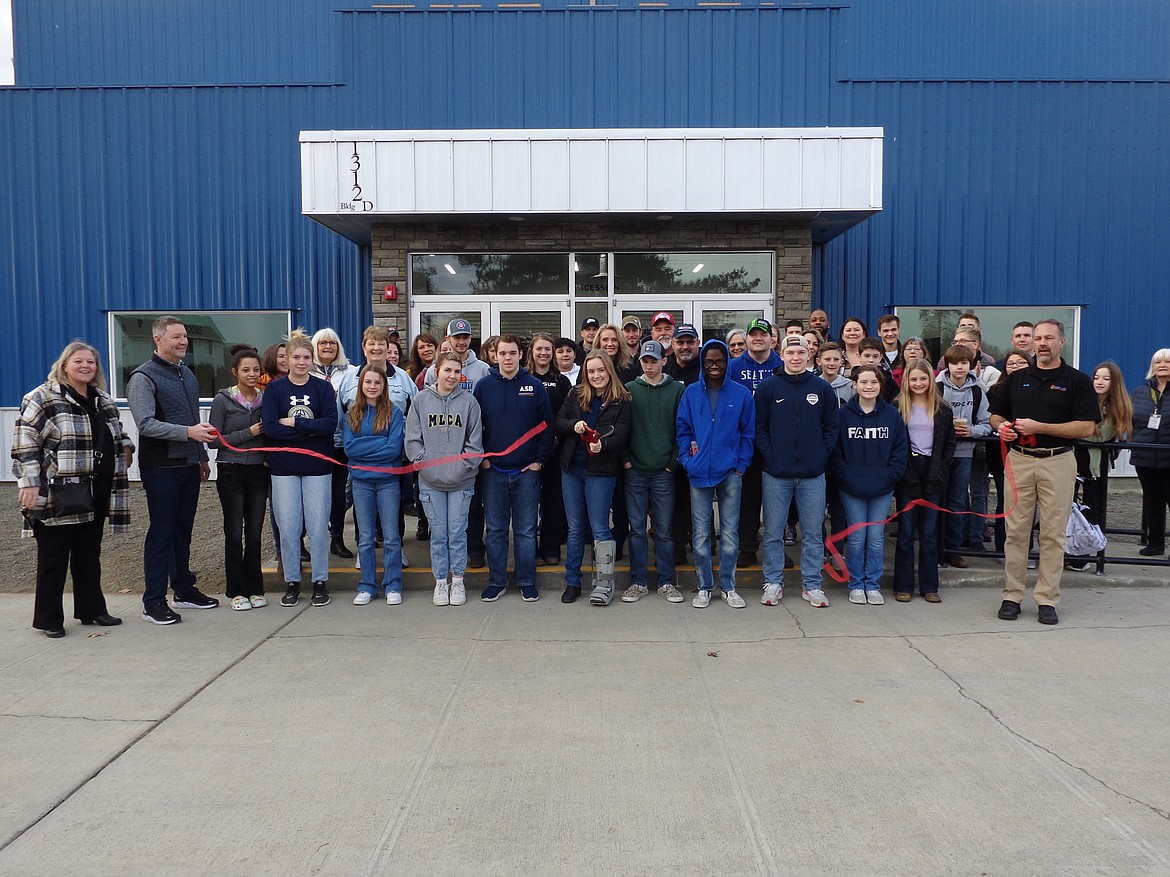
[1,586,1168,876]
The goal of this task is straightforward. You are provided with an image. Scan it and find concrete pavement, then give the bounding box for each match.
[1,585,1168,875]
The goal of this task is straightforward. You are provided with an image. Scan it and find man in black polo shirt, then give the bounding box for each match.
[989,318,1098,625]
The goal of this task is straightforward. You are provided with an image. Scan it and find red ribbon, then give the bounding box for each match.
[822,431,1020,583]
[211,421,547,476]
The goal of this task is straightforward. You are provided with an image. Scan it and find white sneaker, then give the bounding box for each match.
[433,581,450,606]
[802,588,829,608]
[692,589,712,608]
[248,595,268,608]
[849,588,867,604]
[658,583,685,603]
[402,553,409,568]
[230,596,252,611]
[386,591,403,605]
[621,584,649,603]
[761,583,783,605]
[354,555,361,570]
[866,590,885,605]
[722,589,746,609]
[353,592,372,606]
[449,580,467,606]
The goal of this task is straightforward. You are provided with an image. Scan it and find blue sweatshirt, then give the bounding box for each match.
[261,375,338,477]
[675,340,756,488]
[472,366,555,473]
[754,368,839,478]
[729,350,783,393]
[342,405,405,482]
[830,396,909,498]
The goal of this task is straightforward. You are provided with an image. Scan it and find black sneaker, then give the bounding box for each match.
[281,584,301,607]
[311,582,330,607]
[141,602,182,625]
[173,588,219,609]
[468,553,486,570]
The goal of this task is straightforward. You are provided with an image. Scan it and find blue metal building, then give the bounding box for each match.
[2,0,1167,408]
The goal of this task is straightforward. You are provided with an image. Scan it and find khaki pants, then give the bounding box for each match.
[1003,449,1077,606]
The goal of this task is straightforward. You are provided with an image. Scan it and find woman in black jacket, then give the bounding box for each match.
[1130,348,1170,557]
[527,333,573,565]
[555,350,632,606]
[892,359,957,602]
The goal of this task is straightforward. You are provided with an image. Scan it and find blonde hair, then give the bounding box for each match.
[575,350,631,409]
[285,334,313,356]
[896,358,940,421]
[48,340,108,391]
[591,324,631,369]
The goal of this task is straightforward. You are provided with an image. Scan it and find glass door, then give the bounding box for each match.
[616,299,691,334]
[414,302,489,352]
[693,300,768,344]
[491,300,571,346]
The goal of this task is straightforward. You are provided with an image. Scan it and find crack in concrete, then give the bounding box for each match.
[0,712,156,724]
[903,636,1170,827]
[780,600,809,638]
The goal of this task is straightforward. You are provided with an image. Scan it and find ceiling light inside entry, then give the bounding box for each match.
[444,263,457,275]
[691,263,704,274]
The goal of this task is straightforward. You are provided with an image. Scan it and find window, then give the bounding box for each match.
[412,254,570,296]
[613,253,771,296]
[109,311,292,399]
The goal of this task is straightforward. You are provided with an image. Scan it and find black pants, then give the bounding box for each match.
[328,447,349,539]
[466,468,486,556]
[33,504,109,631]
[738,451,764,554]
[538,459,566,560]
[671,468,692,560]
[216,462,269,598]
[1135,466,1170,551]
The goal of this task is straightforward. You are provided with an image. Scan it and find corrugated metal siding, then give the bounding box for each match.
[0,85,368,404]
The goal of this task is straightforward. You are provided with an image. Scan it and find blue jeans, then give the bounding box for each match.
[419,485,475,581]
[625,468,675,587]
[894,481,942,594]
[690,472,742,593]
[944,456,973,551]
[141,465,201,607]
[840,491,892,591]
[561,469,617,588]
[352,477,403,595]
[270,474,331,584]
[482,467,540,589]
[762,472,826,590]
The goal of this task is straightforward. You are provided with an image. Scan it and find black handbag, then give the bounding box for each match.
[48,475,94,516]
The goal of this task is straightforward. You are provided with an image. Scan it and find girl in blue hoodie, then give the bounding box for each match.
[830,365,909,604]
[343,365,405,605]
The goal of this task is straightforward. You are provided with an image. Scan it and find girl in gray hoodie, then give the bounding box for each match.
[405,352,484,607]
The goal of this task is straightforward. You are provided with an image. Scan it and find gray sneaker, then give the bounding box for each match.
[658,583,685,603]
[621,584,649,603]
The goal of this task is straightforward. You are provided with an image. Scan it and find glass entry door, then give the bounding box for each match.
[693,300,768,344]
[491,300,570,346]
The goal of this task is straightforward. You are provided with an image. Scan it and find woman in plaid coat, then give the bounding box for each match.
[12,340,134,638]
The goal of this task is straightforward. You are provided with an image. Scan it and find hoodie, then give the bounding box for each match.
[472,366,555,473]
[830,396,909,498]
[623,374,684,474]
[422,349,491,391]
[827,373,856,406]
[404,384,483,491]
[754,368,839,478]
[936,372,992,459]
[729,350,783,393]
[342,404,405,482]
[675,340,755,488]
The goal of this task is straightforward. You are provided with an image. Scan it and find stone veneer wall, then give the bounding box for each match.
[368,220,812,332]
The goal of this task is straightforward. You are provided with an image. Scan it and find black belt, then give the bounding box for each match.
[1012,445,1073,458]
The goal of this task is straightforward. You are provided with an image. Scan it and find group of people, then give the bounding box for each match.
[13,310,1170,637]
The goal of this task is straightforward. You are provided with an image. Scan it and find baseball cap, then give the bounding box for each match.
[580,317,601,330]
[747,318,773,335]
[782,334,809,351]
[621,314,642,330]
[447,318,473,336]
[673,323,699,340]
[651,311,675,326]
[638,340,666,361]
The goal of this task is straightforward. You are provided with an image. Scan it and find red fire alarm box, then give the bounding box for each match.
[383,283,398,301]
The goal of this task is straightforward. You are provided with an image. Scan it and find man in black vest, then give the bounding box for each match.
[127,316,219,625]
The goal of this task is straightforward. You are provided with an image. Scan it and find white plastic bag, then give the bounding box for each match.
[1065,502,1106,556]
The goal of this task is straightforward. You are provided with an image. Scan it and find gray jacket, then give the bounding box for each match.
[404,385,483,491]
[937,373,992,459]
[209,388,266,466]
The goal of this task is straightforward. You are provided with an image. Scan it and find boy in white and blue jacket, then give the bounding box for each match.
[936,345,992,566]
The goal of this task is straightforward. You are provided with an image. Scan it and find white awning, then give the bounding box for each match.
[300,127,883,244]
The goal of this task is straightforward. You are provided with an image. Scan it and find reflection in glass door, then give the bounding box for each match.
[491,301,569,346]
[693,302,767,344]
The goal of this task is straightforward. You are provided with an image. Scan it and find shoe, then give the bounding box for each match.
[300,543,310,563]
[433,581,450,606]
[736,550,757,567]
[866,590,885,605]
[450,581,467,606]
[353,591,372,606]
[330,537,354,559]
[230,596,252,611]
[561,585,581,604]
[997,600,1021,620]
[80,613,122,626]
[481,584,507,602]
[673,549,688,567]
[1139,545,1165,557]
[402,553,410,568]
[173,588,219,609]
[468,554,486,570]
[622,584,649,603]
[386,591,403,605]
[761,582,783,605]
[1064,560,1088,571]
[537,555,560,567]
[416,523,430,542]
[894,591,912,602]
[848,588,867,604]
[784,526,797,545]
[784,553,795,570]
[692,589,712,608]
[1026,558,1038,570]
[354,555,361,570]
[721,590,746,608]
[1037,604,1059,625]
[281,585,300,607]
[44,628,66,638]
[968,541,987,553]
[311,583,330,607]
[521,585,540,602]
[249,595,268,608]
[923,592,942,603]
[658,583,685,603]
[802,588,829,608]
[141,602,182,624]
[589,584,613,606]
[945,554,969,569]
[403,503,417,517]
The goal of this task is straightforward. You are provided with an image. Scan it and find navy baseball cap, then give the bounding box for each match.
[638,340,666,361]
[580,317,601,330]
[447,318,473,336]
[673,323,699,339]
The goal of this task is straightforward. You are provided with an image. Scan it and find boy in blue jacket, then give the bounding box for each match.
[676,339,755,609]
